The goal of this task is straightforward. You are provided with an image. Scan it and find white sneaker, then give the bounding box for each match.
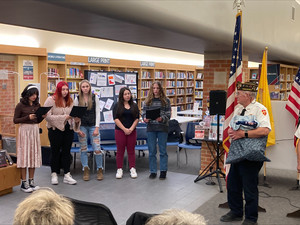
[63,172,77,185]
[116,168,123,179]
[130,167,138,179]
[51,172,58,185]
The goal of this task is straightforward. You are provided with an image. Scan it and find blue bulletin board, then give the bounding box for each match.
[84,70,138,122]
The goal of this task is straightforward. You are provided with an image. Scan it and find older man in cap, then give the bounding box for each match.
[220,82,271,225]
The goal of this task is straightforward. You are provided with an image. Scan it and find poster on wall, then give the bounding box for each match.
[23,60,34,80]
[85,70,138,122]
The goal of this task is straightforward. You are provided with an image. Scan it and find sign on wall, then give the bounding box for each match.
[23,60,33,80]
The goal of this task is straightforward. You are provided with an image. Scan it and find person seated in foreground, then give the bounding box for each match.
[13,188,74,225]
[145,209,207,225]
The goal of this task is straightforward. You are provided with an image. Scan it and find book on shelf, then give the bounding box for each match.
[197,72,203,79]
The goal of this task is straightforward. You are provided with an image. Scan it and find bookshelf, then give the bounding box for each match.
[195,68,204,110]
[46,54,203,111]
[247,64,298,101]
[278,64,298,100]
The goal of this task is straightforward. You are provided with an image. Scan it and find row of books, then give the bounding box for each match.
[280,73,295,81]
[154,71,165,79]
[197,72,203,79]
[66,68,84,78]
[186,97,193,103]
[195,91,203,98]
[177,81,184,87]
[140,90,149,97]
[177,97,184,104]
[142,71,151,79]
[186,81,194,87]
[195,81,203,89]
[187,72,194,79]
[195,99,203,108]
[166,81,176,87]
[186,88,193,95]
[67,82,78,92]
[177,89,185,95]
[141,81,152,88]
[166,89,175,96]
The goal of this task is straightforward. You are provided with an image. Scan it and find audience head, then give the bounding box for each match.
[145,209,207,225]
[20,84,39,105]
[13,188,74,225]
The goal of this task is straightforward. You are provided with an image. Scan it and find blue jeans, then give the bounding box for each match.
[147,131,168,173]
[78,126,103,170]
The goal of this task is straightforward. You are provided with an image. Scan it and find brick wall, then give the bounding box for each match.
[200,59,248,172]
[0,55,16,135]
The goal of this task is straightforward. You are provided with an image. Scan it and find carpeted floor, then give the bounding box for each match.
[194,168,300,225]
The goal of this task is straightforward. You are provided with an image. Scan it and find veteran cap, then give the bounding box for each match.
[236,81,258,92]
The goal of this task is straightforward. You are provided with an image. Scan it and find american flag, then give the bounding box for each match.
[285,67,300,146]
[286,67,300,124]
[222,12,243,155]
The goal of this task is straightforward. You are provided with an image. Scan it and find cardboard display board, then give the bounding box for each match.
[84,70,138,122]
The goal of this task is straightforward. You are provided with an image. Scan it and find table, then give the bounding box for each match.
[171,116,201,124]
[177,110,203,118]
[0,164,20,196]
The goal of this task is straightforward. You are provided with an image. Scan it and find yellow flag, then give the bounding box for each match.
[256,48,276,147]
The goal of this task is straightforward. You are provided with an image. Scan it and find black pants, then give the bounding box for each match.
[48,123,74,174]
[227,160,263,222]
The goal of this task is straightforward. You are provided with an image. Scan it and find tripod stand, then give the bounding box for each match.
[194,114,226,192]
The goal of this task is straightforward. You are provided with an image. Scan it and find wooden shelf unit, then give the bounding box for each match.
[247,64,298,101]
[194,68,204,109]
[279,64,298,100]
[47,55,203,111]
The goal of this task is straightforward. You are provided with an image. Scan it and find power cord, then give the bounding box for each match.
[259,190,300,209]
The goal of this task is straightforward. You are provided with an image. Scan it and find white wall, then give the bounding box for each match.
[0,23,204,66]
[267,101,297,171]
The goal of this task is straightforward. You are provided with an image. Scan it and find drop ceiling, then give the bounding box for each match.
[0,0,299,65]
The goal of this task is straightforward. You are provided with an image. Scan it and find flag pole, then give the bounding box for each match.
[262,47,272,188]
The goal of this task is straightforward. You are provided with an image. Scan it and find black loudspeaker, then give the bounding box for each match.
[209,90,227,115]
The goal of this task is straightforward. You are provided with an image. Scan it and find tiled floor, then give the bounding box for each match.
[0,150,219,225]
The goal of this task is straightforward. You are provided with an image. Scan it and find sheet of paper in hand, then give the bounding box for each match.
[226,136,270,164]
[70,106,87,118]
[146,108,160,120]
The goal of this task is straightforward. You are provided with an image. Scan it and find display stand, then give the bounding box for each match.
[194,114,226,192]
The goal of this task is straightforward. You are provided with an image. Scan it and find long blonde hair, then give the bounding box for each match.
[145,81,167,106]
[78,79,93,110]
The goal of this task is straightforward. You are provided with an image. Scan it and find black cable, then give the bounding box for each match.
[259,190,300,209]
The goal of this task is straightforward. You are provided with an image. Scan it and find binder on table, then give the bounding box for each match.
[146,108,160,120]
[70,106,87,118]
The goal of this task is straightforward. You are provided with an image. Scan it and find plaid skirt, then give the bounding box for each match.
[17,123,42,168]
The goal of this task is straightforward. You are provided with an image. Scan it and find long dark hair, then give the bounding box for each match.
[53,81,73,107]
[116,87,139,118]
[20,84,39,105]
